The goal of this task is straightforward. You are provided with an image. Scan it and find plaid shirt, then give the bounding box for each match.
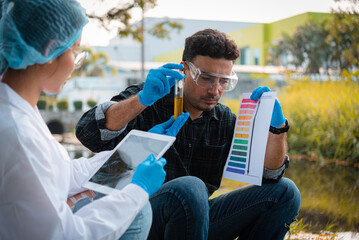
[76,83,288,195]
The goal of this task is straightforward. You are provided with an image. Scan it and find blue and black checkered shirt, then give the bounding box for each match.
[76,83,288,195]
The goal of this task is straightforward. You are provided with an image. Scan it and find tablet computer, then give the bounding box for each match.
[83,129,175,196]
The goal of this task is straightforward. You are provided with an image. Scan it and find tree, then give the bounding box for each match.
[87,0,182,42]
[269,0,359,75]
[269,19,332,74]
[86,0,183,79]
[326,0,359,72]
[72,47,117,77]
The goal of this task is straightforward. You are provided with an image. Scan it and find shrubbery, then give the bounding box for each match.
[280,78,359,164]
[57,98,69,111]
[87,98,97,108]
[73,100,83,111]
[37,99,46,110]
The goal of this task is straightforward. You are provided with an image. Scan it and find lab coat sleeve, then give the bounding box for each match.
[67,150,113,196]
[0,135,149,240]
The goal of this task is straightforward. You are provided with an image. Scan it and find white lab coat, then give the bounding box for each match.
[0,82,149,240]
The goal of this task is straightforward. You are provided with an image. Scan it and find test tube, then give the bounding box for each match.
[174,80,183,119]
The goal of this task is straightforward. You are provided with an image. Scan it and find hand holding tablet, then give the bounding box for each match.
[83,130,175,196]
[131,154,167,196]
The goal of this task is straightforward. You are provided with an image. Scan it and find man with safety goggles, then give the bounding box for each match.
[185,61,238,92]
[76,28,300,240]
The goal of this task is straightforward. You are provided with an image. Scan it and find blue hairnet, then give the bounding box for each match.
[0,0,88,75]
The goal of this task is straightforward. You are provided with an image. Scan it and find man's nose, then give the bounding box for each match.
[207,82,221,96]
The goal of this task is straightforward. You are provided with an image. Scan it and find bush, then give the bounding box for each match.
[57,98,69,111]
[280,78,359,164]
[73,100,83,111]
[87,98,97,108]
[37,99,46,110]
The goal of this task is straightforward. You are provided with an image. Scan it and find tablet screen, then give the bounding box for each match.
[88,133,172,190]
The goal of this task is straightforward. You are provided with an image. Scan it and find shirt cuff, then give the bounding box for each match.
[263,155,290,180]
[95,101,127,141]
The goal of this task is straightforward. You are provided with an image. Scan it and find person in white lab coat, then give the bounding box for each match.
[0,0,188,239]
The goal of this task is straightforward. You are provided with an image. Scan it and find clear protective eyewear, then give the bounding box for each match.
[74,51,89,69]
[185,61,238,92]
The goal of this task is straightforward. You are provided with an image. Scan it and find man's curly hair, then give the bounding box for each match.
[182,29,239,62]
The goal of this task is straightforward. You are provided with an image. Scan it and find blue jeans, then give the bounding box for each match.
[73,193,152,239]
[148,176,301,240]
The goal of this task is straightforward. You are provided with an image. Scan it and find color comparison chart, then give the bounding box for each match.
[223,92,276,185]
[226,97,258,175]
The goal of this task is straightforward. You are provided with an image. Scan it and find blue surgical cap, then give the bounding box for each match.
[0,0,88,75]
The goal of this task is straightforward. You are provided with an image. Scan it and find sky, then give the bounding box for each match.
[79,0,345,46]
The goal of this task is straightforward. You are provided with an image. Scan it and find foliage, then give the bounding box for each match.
[37,99,46,110]
[148,18,183,39]
[86,0,182,43]
[269,0,359,75]
[72,47,115,77]
[269,20,332,74]
[57,98,69,111]
[87,98,97,108]
[73,100,83,111]
[326,0,359,72]
[284,219,308,239]
[279,77,359,165]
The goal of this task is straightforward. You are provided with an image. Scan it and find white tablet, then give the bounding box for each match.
[83,129,175,196]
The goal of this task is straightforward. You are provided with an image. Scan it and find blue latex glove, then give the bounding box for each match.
[250,86,286,127]
[138,63,185,106]
[148,112,190,137]
[131,154,167,196]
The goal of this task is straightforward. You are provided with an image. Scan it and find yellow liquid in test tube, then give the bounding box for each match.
[174,80,183,119]
[174,97,183,119]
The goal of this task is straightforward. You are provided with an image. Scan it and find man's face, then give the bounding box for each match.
[182,55,234,113]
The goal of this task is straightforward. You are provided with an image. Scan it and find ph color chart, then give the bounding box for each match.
[223,92,276,186]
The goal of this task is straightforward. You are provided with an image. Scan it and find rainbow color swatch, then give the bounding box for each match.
[223,92,276,186]
[225,98,259,175]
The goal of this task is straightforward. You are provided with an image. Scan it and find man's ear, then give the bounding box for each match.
[180,61,187,73]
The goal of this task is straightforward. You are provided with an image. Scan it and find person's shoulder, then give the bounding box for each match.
[0,110,35,144]
[0,103,44,146]
[0,108,33,161]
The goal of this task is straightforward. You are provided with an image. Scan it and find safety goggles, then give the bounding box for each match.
[185,61,238,92]
[74,51,89,69]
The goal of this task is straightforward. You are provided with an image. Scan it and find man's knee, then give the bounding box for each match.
[168,176,208,198]
[151,176,209,213]
[277,178,301,214]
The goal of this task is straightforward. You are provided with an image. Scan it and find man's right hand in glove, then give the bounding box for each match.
[138,63,185,106]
